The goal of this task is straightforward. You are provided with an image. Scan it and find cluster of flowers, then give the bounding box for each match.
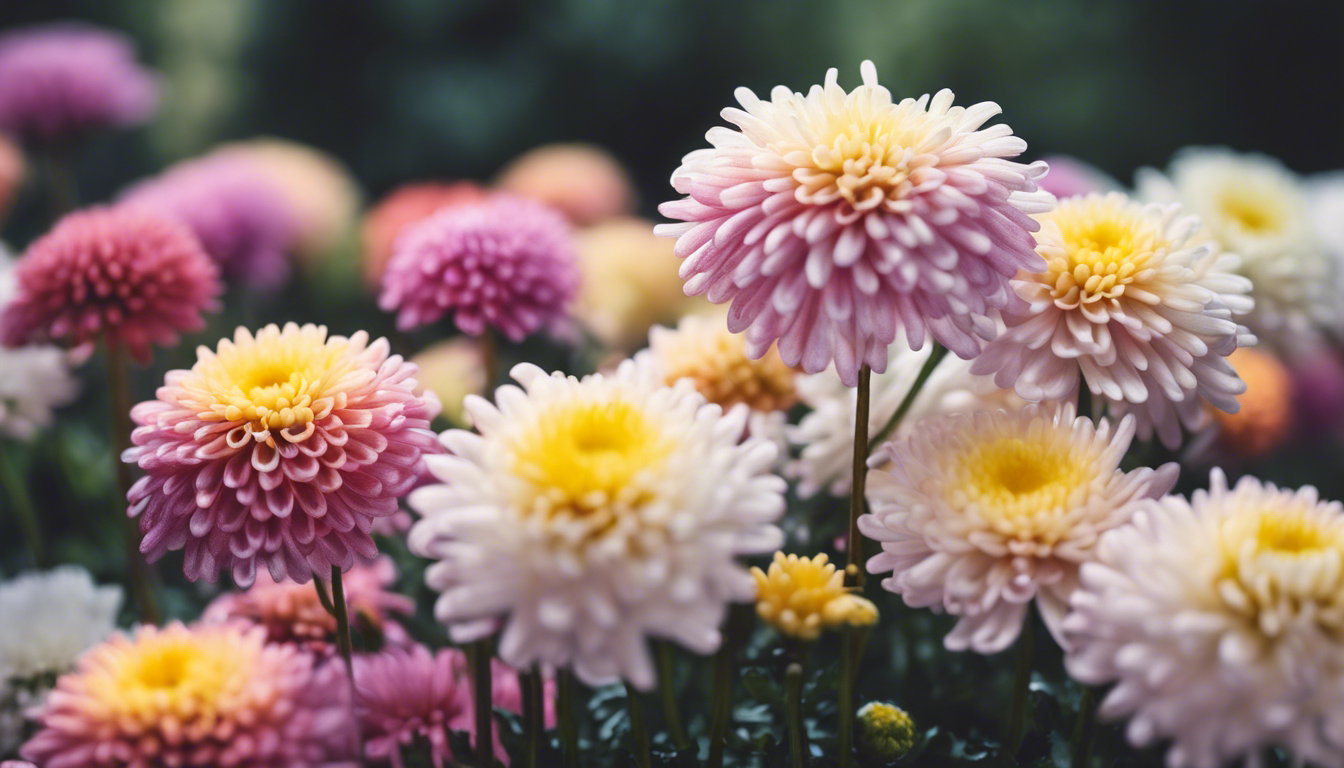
[1,18,1344,768]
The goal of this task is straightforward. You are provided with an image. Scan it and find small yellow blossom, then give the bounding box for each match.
[857,702,916,761]
[751,552,878,640]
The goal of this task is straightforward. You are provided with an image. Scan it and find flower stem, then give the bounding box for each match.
[847,364,872,587]
[41,147,78,222]
[521,665,543,768]
[838,625,857,768]
[469,639,495,768]
[785,661,806,768]
[328,565,366,764]
[558,668,581,768]
[655,640,689,750]
[0,439,46,567]
[1069,686,1098,768]
[480,329,499,392]
[708,604,753,768]
[868,341,949,453]
[106,340,159,624]
[626,682,652,768]
[1004,619,1035,765]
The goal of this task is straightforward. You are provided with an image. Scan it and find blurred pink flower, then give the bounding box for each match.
[1034,155,1121,199]
[361,181,486,288]
[0,135,25,220]
[1292,343,1344,441]
[496,143,635,226]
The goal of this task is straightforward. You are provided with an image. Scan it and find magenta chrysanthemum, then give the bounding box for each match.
[379,194,579,341]
[656,61,1052,386]
[123,322,442,586]
[0,206,220,363]
[20,622,352,768]
[0,23,157,144]
[123,153,300,289]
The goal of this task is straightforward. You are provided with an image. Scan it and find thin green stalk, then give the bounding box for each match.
[521,666,543,768]
[470,639,495,768]
[785,662,806,768]
[1004,620,1035,765]
[847,364,872,587]
[107,340,159,624]
[558,669,581,768]
[626,682,652,768]
[838,626,856,768]
[313,576,336,615]
[656,640,690,750]
[1069,686,1098,768]
[868,342,950,453]
[0,439,46,567]
[708,604,753,768]
[329,566,366,765]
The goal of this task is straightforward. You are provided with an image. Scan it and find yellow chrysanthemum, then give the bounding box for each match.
[646,314,797,414]
[752,552,877,640]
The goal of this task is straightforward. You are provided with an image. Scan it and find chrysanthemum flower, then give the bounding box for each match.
[1291,343,1344,442]
[496,143,635,226]
[0,567,121,683]
[972,192,1255,449]
[856,702,916,762]
[124,322,441,585]
[21,622,352,767]
[657,60,1052,386]
[1035,155,1121,200]
[1208,347,1293,459]
[361,182,487,288]
[1063,470,1344,768]
[0,251,80,440]
[861,404,1178,653]
[752,552,877,640]
[409,338,488,426]
[123,153,300,289]
[789,337,1022,498]
[573,217,704,351]
[408,361,786,689]
[202,556,413,653]
[380,195,579,341]
[0,23,157,144]
[1137,148,1338,351]
[0,206,220,363]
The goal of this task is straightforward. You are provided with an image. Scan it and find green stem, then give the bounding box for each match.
[708,604,752,768]
[1004,619,1035,765]
[785,662,806,768]
[626,682,652,768]
[329,565,366,764]
[656,640,690,750]
[313,576,336,616]
[1069,686,1098,768]
[0,439,46,567]
[107,340,159,624]
[558,669,581,768]
[521,666,543,768]
[868,342,950,453]
[847,364,872,587]
[470,639,495,768]
[838,626,856,768]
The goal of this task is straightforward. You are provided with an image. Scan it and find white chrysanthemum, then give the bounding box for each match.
[1064,470,1344,768]
[860,404,1177,653]
[408,361,786,689]
[788,337,1022,498]
[1137,148,1338,351]
[972,193,1255,449]
[0,249,79,440]
[0,567,122,681]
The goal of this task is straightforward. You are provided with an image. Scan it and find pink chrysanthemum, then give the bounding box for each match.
[362,182,488,288]
[202,556,414,653]
[0,206,220,363]
[0,23,157,144]
[124,322,441,586]
[656,61,1052,386]
[379,194,579,341]
[122,153,300,289]
[354,645,506,768]
[20,622,352,768]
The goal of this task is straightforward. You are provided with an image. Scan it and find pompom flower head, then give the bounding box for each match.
[861,404,1178,653]
[380,194,579,341]
[361,181,486,288]
[657,60,1052,386]
[123,153,301,289]
[124,322,441,585]
[972,192,1255,448]
[408,361,786,689]
[752,552,877,641]
[1064,470,1344,768]
[21,622,351,767]
[0,206,220,363]
[0,23,157,144]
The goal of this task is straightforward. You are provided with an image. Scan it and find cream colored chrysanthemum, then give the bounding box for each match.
[410,337,488,425]
[861,404,1178,653]
[751,552,877,640]
[973,192,1255,449]
[1138,148,1338,351]
[1064,470,1344,768]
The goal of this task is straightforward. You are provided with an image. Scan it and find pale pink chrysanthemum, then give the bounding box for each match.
[202,555,414,653]
[122,152,301,289]
[124,322,442,586]
[0,23,158,145]
[379,194,579,341]
[20,622,353,768]
[656,60,1052,386]
[496,143,636,226]
[0,206,220,363]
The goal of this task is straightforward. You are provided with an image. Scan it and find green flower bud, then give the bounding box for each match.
[856,701,916,762]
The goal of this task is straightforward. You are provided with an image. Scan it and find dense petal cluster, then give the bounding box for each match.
[1064,471,1344,768]
[752,552,877,640]
[861,404,1178,653]
[973,193,1255,448]
[124,323,441,585]
[657,60,1052,386]
[380,195,579,341]
[361,181,486,288]
[123,152,300,289]
[21,623,352,767]
[0,206,220,363]
[409,361,786,689]
[0,23,157,144]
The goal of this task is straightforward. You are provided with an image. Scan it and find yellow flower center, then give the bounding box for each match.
[656,324,797,413]
[1038,197,1166,307]
[752,552,878,640]
[1218,189,1286,236]
[963,437,1089,540]
[1252,513,1333,556]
